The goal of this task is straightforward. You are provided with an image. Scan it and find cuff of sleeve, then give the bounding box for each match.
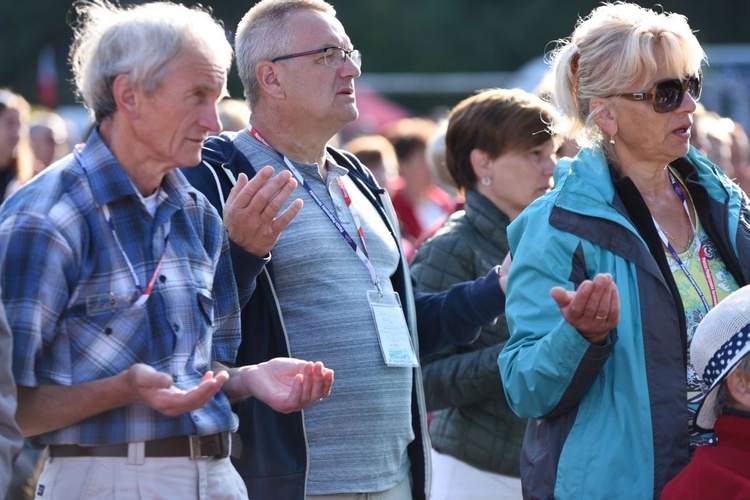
[230,240,269,290]
[467,266,506,325]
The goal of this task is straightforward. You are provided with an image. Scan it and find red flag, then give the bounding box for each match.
[36,45,58,108]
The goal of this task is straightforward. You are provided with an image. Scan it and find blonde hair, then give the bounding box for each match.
[549,2,706,148]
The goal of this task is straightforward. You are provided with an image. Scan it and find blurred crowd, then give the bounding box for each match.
[3,87,749,244]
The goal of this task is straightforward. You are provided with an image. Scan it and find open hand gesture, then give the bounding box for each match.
[242,358,334,414]
[126,363,229,416]
[550,273,620,345]
[224,166,303,257]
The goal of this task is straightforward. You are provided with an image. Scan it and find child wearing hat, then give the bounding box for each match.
[662,285,750,499]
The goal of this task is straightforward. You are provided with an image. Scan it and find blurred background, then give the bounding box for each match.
[1,0,749,142]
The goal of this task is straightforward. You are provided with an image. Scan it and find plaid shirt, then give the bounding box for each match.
[0,130,241,445]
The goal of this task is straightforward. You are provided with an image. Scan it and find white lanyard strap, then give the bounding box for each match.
[75,144,170,306]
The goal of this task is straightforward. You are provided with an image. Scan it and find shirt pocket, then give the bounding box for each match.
[65,288,149,382]
[196,288,215,327]
[190,288,215,369]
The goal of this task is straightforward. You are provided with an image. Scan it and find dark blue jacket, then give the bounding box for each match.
[182,133,504,499]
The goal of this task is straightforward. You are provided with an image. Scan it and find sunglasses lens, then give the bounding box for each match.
[654,80,683,113]
[687,75,702,101]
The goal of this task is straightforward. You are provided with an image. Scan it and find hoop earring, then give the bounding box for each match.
[609,134,616,145]
[481,176,491,186]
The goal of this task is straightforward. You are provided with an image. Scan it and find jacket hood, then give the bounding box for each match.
[201,132,242,168]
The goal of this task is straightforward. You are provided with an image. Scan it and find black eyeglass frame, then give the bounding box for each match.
[270,46,361,68]
[606,72,703,113]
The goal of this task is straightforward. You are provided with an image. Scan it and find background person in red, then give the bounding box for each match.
[385,117,454,246]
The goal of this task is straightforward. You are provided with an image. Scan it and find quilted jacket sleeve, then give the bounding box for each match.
[412,226,507,412]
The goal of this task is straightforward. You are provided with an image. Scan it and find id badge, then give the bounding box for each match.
[367,290,419,367]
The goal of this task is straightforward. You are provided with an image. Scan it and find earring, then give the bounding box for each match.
[481,176,491,186]
[609,134,616,145]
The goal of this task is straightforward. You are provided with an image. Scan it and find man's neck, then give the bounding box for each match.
[98,118,164,196]
[249,113,333,169]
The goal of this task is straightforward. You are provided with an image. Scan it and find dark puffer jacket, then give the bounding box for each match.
[411,190,525,476]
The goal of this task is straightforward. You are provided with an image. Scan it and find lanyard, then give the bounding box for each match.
[249,127,382,295]
[74,144,170,306]
[651,170,717,312]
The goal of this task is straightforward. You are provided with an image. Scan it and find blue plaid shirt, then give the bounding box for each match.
[0,130,241,445]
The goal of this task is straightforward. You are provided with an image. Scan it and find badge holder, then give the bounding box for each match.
[367,290,419,367]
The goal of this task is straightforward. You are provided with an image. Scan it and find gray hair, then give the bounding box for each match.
[235,0,336,108]
[548,2,706,149]
[69,0,233,124]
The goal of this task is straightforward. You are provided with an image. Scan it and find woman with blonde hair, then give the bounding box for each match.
[499,3,750,498]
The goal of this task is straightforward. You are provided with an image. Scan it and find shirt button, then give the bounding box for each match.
[172,323,180,332]
[159,275,167,283]
[104,327,113,335]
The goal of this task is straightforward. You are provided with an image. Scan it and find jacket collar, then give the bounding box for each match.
[550,146,739,228]
[463,190,510,243]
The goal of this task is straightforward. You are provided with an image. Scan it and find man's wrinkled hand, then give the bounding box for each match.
[126,363,228,416]
[224,167,303,257]
[244,358,334,414]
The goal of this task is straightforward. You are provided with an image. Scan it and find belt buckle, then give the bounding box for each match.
[188,435,203,460]
[188,432,231,459]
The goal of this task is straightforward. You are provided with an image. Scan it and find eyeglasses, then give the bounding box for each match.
[271,46,362,69]
[606,73,702,113]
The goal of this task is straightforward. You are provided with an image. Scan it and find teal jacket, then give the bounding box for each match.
[498,147,750,499]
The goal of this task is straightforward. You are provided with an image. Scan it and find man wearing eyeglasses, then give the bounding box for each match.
[181,0,506,498]
[0,2,334,498]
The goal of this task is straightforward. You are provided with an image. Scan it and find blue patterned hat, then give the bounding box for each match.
[690,285,750,431]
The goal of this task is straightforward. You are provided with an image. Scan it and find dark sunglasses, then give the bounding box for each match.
[607,73,702,113]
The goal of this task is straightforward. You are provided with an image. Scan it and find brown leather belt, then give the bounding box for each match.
[48,431,241,460]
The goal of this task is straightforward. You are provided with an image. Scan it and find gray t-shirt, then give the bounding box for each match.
[234,132,413,494]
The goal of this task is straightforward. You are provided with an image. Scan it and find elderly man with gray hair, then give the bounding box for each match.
[0,2,333,498]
